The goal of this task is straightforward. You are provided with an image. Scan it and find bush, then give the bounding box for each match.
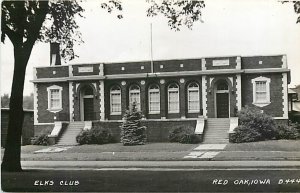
[120,102,147,146]
[76,128,115,145]
[230,125,263,143]
[168,126,200,144]
[32,133,49,146]
[275,122,300,140]
[231,106,277,143]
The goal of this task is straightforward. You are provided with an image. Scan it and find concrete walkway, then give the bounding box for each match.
[21,160,300,170]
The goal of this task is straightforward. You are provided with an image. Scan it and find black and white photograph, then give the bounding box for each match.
[1,0,300,192]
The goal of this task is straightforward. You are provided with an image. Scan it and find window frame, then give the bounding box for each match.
[110,85,122,115]
[187,82,200,113]
[168,83,180,113]
[47,85,63,113]
[251,76,271,107]
[148,84,160,114]
[129,84,141,111]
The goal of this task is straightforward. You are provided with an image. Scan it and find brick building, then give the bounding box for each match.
[32,44,290,144]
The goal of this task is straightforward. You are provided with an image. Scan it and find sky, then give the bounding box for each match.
[1,0,300,96]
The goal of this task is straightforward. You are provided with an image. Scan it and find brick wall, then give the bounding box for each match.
[104,76,202,120]
[205,57,237,70]
[104,61,151,75]
[93,119,196,142]
[72,64,100,76]
[153,59,202,72]
[37,82,70,123]
[241,73,284,117]
[36,66,68,79]
[34,124,54,136]
[242,55,283,69]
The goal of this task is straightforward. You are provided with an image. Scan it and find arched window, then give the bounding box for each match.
[217,81,228,91]
[148,84,160,114]
[129,84,141,110]
[187,82,200,112]
[110,85,121,114]
[168,83,179,113]
[83,86,94,98]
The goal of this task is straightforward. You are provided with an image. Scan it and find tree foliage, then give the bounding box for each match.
[1,0,205,171]
[101,0,205,31]
[146,0,205,30]
[294,1,300,23]
[1,93,33,109]
[120,102,147,146]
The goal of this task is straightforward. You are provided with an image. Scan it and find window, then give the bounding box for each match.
[187,82,200,112]
[129,84,141,110]
[168,83,179,113]
[110,85,121,114]
[148,84,160,114]
[47,85,63,112]
[251,76,271,107]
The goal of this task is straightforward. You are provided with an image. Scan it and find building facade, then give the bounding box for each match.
[32,50,290,142]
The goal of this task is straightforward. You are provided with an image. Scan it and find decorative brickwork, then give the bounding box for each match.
[282,73,288,119]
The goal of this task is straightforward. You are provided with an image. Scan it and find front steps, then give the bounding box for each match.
[56,121,84,146]
[203,118,230,144]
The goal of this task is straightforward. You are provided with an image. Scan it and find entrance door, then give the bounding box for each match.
[216,93,229,118]
[83,98,94,121]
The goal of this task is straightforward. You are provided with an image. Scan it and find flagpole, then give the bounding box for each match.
[150,23,154,73]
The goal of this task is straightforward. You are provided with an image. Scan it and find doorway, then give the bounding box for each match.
[80,85,94,121]
[215,80,229,118]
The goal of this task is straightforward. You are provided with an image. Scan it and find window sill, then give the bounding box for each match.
[188,110,200,113]
[110,113,122,115]
[148,112,160,115]
[168,111,180,114]
[47,108,63,113]
[252,102,271,107]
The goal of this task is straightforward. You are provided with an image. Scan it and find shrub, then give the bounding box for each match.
[32,133,49,146]
[168,126,200,144]
[275,122,300,140]
[76,128,115,145]
[76,130,92,145]
[231,106,277,143]
[120,102,147,146]
[230,125,263,143]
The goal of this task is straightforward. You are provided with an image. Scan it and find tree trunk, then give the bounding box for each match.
[1,43,33,172]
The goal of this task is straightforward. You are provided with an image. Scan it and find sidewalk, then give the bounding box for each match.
[20,160,300,170]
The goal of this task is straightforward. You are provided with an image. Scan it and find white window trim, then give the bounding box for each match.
[148,85,160,114]
[187,83,200,113]
[110,87,122,115]
[251,76,271,107]
[47,85,63,113]
[168,84,180,113]
[129,85,141,111]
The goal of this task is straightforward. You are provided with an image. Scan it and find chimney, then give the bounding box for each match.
[50,43,61,66]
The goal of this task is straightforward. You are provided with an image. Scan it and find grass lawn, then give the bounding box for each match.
[2,140,300,161]
[66,142,198,153]
[225,140,300,151]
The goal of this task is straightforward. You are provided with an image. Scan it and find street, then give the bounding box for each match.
[2,162,300,192]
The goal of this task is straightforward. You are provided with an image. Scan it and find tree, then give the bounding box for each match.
[120,102,147,146]
[1,0,205,171]
[294,1,300,23]
[1,0,83,172]
[1,93,33,109]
